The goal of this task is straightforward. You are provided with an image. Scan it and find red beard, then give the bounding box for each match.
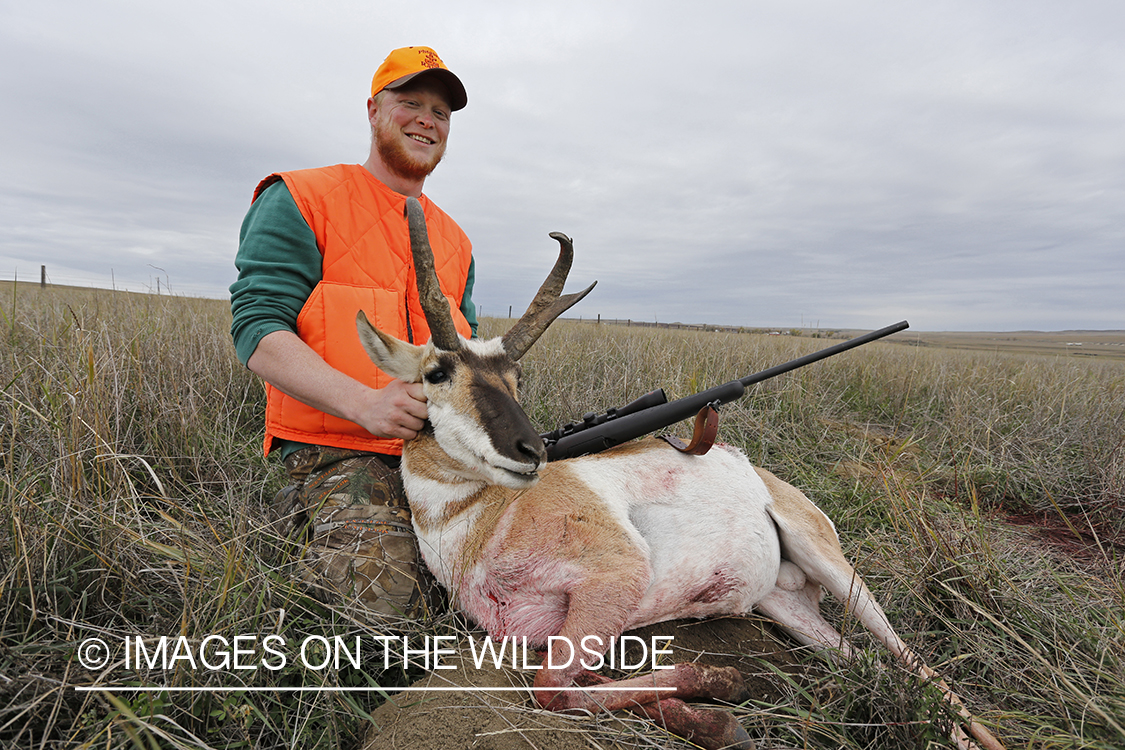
[374,124,445,182]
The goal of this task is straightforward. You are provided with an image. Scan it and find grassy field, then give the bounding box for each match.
[891,329,1125,362]
[2,282,1123,749]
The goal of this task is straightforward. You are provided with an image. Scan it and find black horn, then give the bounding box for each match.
[406,197,462,351]
[501,232,596,361]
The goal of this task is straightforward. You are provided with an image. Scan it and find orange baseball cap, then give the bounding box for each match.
[370,46,468,111]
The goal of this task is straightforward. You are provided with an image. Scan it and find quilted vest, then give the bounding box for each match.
[255,164,473,456]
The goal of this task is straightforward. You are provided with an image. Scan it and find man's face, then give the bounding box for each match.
[370,79,452,182]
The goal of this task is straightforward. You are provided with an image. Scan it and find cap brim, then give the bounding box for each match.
[384,69,468,111]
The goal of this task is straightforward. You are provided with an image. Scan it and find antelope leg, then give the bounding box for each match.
[561,666,754,750]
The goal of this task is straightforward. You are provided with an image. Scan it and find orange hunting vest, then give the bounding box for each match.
[254,164,473,456]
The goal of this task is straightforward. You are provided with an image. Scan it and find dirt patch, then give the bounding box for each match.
[360,648,591,750]
[627,617,803,701]
[361,617,802,750]
[1004,510,1125,571]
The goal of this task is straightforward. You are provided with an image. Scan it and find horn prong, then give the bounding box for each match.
[501,231,596,360]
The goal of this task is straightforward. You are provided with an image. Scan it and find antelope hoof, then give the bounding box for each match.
[634,697,753,750]
[680,706,755,750]
[704,665,750,705]
[726,722,756,750]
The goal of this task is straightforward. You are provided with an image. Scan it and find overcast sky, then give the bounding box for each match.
[3,0,1123,332]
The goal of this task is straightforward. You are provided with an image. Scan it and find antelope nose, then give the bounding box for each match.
[517,437,547,465]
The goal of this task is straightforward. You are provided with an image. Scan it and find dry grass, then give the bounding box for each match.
[3,283,1123,748]
[899,329,1125,361]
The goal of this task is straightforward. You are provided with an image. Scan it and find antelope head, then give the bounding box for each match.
[356,198,595,489]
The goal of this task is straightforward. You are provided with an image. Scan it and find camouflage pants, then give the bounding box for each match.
[273,446,444,623]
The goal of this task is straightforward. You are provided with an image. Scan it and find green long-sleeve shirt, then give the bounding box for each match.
[229,180,478,367]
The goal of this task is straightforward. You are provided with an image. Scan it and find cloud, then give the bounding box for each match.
[2,0,1123,330]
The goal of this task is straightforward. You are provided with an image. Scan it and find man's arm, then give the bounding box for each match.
[460,255,478,337]
[232,181,428,440]
[248,330,427,440]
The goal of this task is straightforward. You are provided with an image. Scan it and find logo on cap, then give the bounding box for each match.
[418,49,442,70]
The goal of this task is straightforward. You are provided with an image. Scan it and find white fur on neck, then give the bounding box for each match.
[400,464,487,586]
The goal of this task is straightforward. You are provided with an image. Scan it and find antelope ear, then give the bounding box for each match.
[356,311,426,383]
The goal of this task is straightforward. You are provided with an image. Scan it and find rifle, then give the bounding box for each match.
[541,320,910,461]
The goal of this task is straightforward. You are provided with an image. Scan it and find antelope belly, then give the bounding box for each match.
[571,442,782,629]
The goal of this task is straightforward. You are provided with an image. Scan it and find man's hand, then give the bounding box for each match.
[354,378,428,440]
[247,330,428,440]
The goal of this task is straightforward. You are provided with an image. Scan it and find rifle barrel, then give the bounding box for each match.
[739,320,910,388]
[543,320,910,461]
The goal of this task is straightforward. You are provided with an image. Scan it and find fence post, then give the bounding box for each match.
[41,265,46,288]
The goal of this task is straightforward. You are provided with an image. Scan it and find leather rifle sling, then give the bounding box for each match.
[659,404,720,455]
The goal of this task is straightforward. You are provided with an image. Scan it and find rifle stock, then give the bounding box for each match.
[542,320,909,461]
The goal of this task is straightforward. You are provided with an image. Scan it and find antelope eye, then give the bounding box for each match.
[425,369,449,384]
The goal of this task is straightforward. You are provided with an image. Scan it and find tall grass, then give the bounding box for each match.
[3,284,1123,748]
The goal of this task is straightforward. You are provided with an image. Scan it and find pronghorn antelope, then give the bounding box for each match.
[355,198,1005,750]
